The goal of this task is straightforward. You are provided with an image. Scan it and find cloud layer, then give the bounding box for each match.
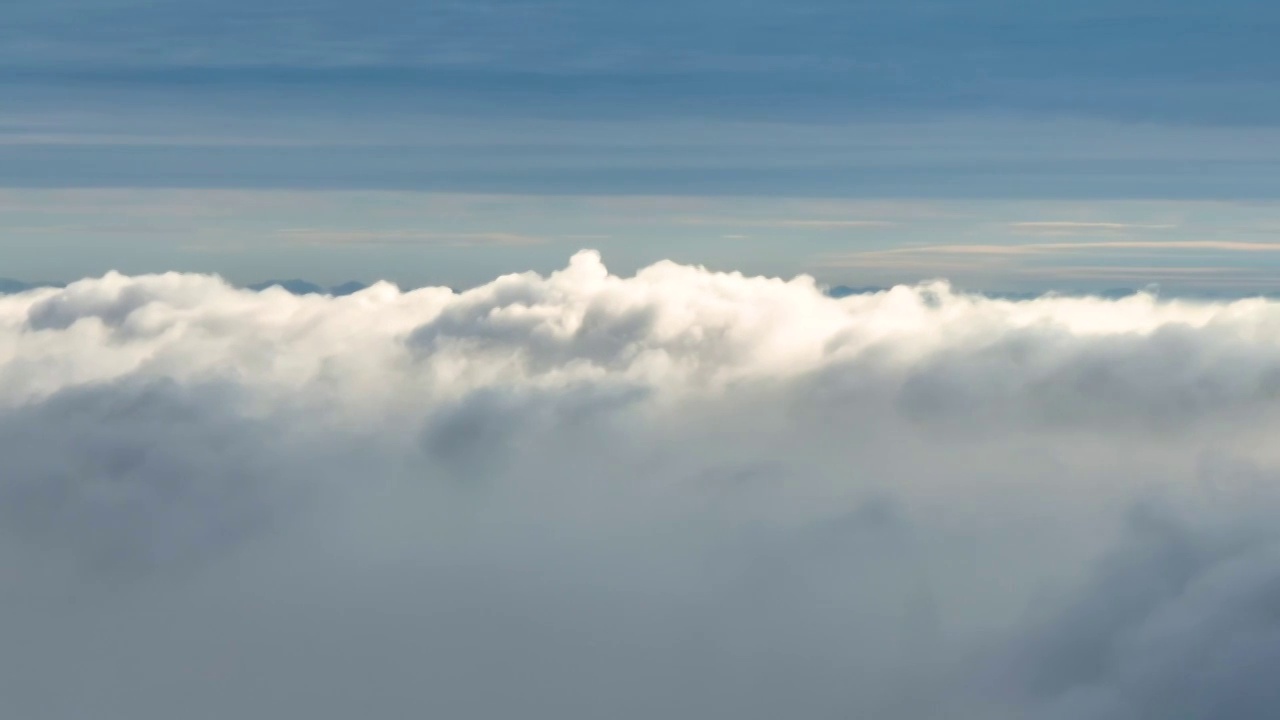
[4,251,1280,718]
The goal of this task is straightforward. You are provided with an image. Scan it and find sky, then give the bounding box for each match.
[9,5,1280,719]
[3,0,1280,291]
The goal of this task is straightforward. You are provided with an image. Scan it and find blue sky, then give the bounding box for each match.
[3,0,1280,290]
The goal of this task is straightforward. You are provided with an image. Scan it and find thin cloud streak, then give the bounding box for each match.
[914,240,1280,255]
[275,228,546,247]
[1008,221,1179,236]
[824,240,1280,265]
[677,217,897,229]
[815,239,1280,291]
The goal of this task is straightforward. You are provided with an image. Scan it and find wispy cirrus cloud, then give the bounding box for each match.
[824,239,1280,267]
[938,239,1277,255]
[677,217,897,229]
[815,238,1280,290]
[275,228,546,247]
[1008,220,1178,235]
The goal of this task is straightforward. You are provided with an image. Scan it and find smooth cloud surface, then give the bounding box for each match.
[4,250,1280,718]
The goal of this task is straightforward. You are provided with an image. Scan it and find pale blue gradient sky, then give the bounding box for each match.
[6,189,1280,293]
[2,0,1279,290]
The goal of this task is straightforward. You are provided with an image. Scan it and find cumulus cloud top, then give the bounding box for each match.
[4,251,1280,719]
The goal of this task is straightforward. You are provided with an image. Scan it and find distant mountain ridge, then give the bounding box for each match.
[0,278,61,294]
[825,285,888,298]
[0,277,370,296]
[0,277,1271,301]
[246,279,369,296]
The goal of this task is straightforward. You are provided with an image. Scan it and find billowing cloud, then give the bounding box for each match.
[3,250,1280,718]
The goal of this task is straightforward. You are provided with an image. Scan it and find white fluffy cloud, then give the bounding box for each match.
[3,250,1280,718]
